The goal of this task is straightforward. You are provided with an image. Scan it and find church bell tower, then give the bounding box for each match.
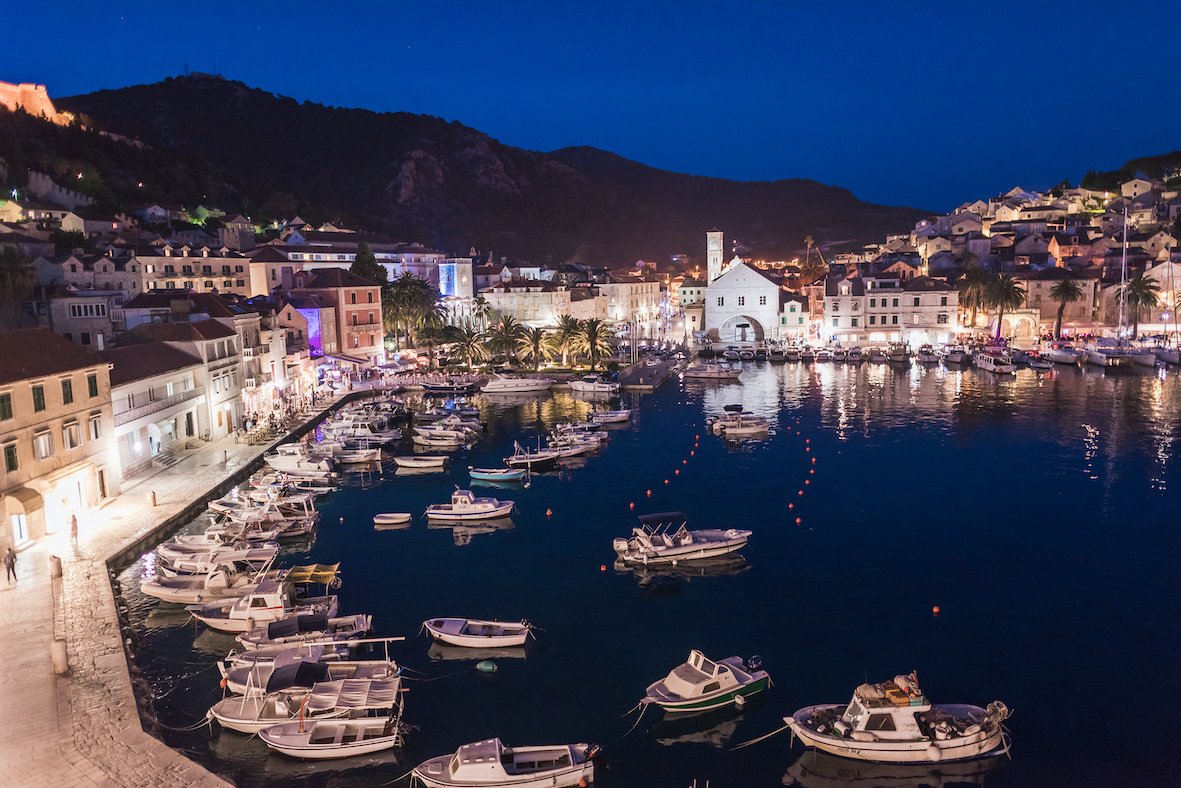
[707,228,724,284]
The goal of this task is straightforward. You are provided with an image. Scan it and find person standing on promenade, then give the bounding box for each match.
[70,514,78,543]
[4,547,16,583]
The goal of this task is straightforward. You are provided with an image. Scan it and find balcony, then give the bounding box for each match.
[207,353,239,371]
[242,346,256,358]
[114,385,205,426]
[348,320,382,329]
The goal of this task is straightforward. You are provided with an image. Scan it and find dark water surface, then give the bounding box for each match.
[116,362,1181,787]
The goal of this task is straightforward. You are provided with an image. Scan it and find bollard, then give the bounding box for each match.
[49,554,62,579]
[51,638,68,674]
[148,490,157,507]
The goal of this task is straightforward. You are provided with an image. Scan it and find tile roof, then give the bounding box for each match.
[122,319,237,344]
[98,343,202,386]
[0,329,108,385]
[307,268,383,289]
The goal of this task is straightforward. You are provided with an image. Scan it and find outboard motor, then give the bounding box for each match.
[745,655,764,672]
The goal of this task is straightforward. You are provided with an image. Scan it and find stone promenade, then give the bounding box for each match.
[0,388,367,787]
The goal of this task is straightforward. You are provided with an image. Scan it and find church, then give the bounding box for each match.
[702,229,807,343]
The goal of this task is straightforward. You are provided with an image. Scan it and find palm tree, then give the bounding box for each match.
[0,247,35,330]
[415,304,449,369]
[985,274,1026,340]
[1048,277,1085,339]
[450,326,489,368]
[1121,272,1161,338]
[552,314,582,368]
[957,264,991,328]
[486,315,526,365]
[574,318,614,371]
[516,326,553,371]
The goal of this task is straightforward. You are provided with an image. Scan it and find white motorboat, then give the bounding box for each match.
[157,545,277,577]
[265,444,335,477]
[721,347,741,360]
[973,348,1015,374]
[415,424,475,440]
[258,677,404,760]
[799,347,816,362]
[569,375,620,394]
[867,347,888,363]
[786,672,1010,764]
[187,579,337,634]
[915,344,939,363]
[711,413,771,438]
[156,537,278,564]
[938,345,968,364]
[141,561,271,605]
[642,650,770,714]
[208,661,348,734]
[412,738,596,788]
[481,375,554,394]
[887,343,910,363]
[784,348,801,362]
[814,349,833,362]
[831,348,847,362]
[590,409,631,424]
[422,617,533,648]
[1041,341,1081,364]
[373,512,413,527]
[236,611,371,651]
[425,488,514,521]
[225,651,397,696]
[683,363,741,380]
[504,442,562,471]
[1027,355,1054,370]
[613,512,752,565]
[393,455,448,469]
[412,433,464,449]
[846,347,865,363]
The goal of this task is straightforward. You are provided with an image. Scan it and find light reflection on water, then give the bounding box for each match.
[114,361,1180,787]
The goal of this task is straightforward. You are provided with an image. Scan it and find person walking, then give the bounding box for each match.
[70,514,79,542]
[4,547,16,584]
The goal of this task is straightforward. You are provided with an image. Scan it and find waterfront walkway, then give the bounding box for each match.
[0,387,366,787]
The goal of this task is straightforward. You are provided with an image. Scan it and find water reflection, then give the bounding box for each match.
[427,643,528,663]
[427,516,515,546]
[783,750,1005,787]
[653,712,742,749]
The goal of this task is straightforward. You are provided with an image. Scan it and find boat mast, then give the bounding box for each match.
[1119,202,1129,339]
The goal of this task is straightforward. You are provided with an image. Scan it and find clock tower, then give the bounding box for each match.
[706,228,724,284]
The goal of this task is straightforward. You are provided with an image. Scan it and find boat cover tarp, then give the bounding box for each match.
[285,563,340,585]
[638,512,688,530]
[265,660,331,693]
[307,677,401,712]
[267,613,329,640]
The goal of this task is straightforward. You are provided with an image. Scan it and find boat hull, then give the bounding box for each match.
[617,533,750,565]
[412,758,592,788]
[393,456,448,468]
[787,705,1005,764]
[425,502,514,521]
[423,619,531,648]
[650,675,770,714]
[469,469,527,482]
[259,719,401,760]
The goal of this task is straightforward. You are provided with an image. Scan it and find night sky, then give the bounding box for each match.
[4,1,1179,211]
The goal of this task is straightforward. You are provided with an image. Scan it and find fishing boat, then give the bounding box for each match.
[373,512,413,527]
[887,343,910,363]
[236,611,371,651]
[1040,341,1080,364]
[393,455,448,469]
[867,347,888,363]
[642,650,770,714]
[207,662,348,734]
[711,413,771,438]
[799,347,815,362]
[425,488,514,521]
[504,441,562,471]
[157,545,278,577]
[683,363,741,380]
[422,617,533,648]
[265,444,336,477]
[412,433,465,449]
[412,738,597,788]
[938,345,968,364]
[187,579,338,634]
[613,512,752,565]
[915,344,939,363]
[768,347,787,362]
[783,348,801,362]
[258,677,405,760]
[973,347,1016,374]
[831,348,847,362]
[469,467,527,482]
[814,348,833,362]
[225,651,398,696]
[1027,355,1053,370]
[569,375,620,394]
[481,375,554,394]
[785,672,1009,764]
[846,347,865,363]
[140,561,271,605]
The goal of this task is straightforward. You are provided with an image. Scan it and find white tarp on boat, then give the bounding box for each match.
[306,678,400,712]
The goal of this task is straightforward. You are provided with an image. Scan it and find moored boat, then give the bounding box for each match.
[642,650,769,714]
[785,672,1010,764]
[1041,341,1081,364]
[613,512,751,565]
[469,467,527,482]
[422,617,533,648]
[425,488,514,521]
[393,455,448,469]
[683,363,741,380]
[569,374,619,394]
[373,512,413,527]
[481,375,554,394]
[412,738,596,788]
[258,677,404,760]
[973,347,1015,374]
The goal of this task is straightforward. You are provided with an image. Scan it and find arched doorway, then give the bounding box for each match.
[718,315,765,343]
[4,487,44,547]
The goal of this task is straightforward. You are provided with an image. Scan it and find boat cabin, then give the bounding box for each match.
[839,677,933,741]
[663,650,743,699]
[449,739,572,779]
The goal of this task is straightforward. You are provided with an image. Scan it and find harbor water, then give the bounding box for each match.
[115,361,1181,786]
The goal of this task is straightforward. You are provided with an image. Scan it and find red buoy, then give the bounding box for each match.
[932,605,941,616]
[795,517,802,524]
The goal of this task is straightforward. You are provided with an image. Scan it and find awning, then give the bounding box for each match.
[327,354,371,366]
[284,563,340,585]
[5,486,43,513]
[307,677,401,712]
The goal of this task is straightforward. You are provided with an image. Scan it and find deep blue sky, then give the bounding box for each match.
[4,1,1180,211]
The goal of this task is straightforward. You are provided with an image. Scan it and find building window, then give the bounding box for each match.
[831,318,839,328]
[759,295,767,306]
[0,393,11,421]
[350,292,357,305]
[851,317,859,327]
[937,313,949,324]
[737,296,745,307]
[367,292,374,303]
[870,298,876,308]
[717,297,724,307]
[32,385,45,412]
[33,430,53,460]
[831,301,839,311]
[63,421,81,450]
[87,374,98,398]
[892,298,899,307]
[892,315,899,325]
[913,297,920,306]
[940,296,948,306]
[869,316,876,325]
[3,443,17,472]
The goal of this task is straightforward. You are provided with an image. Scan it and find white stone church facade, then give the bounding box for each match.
[702,229,808,342]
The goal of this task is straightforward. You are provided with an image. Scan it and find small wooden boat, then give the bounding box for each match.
[642,650,769,714]
[373,513,413,527]
[393,454,448,468]
[590,409,631,424]
[786,672,1010,764]
[236,611,370,651]
[412,433,464,449]
[426,489,514,521]
[422,617,532,648]
[412,739,596,788]
[468,467,527,482]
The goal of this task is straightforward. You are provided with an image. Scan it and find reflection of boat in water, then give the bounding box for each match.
[428,516,514,546]
[783,749,1005,787]
[613,554,750,584]
[652,712,741,749]
[428,643,528,663]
